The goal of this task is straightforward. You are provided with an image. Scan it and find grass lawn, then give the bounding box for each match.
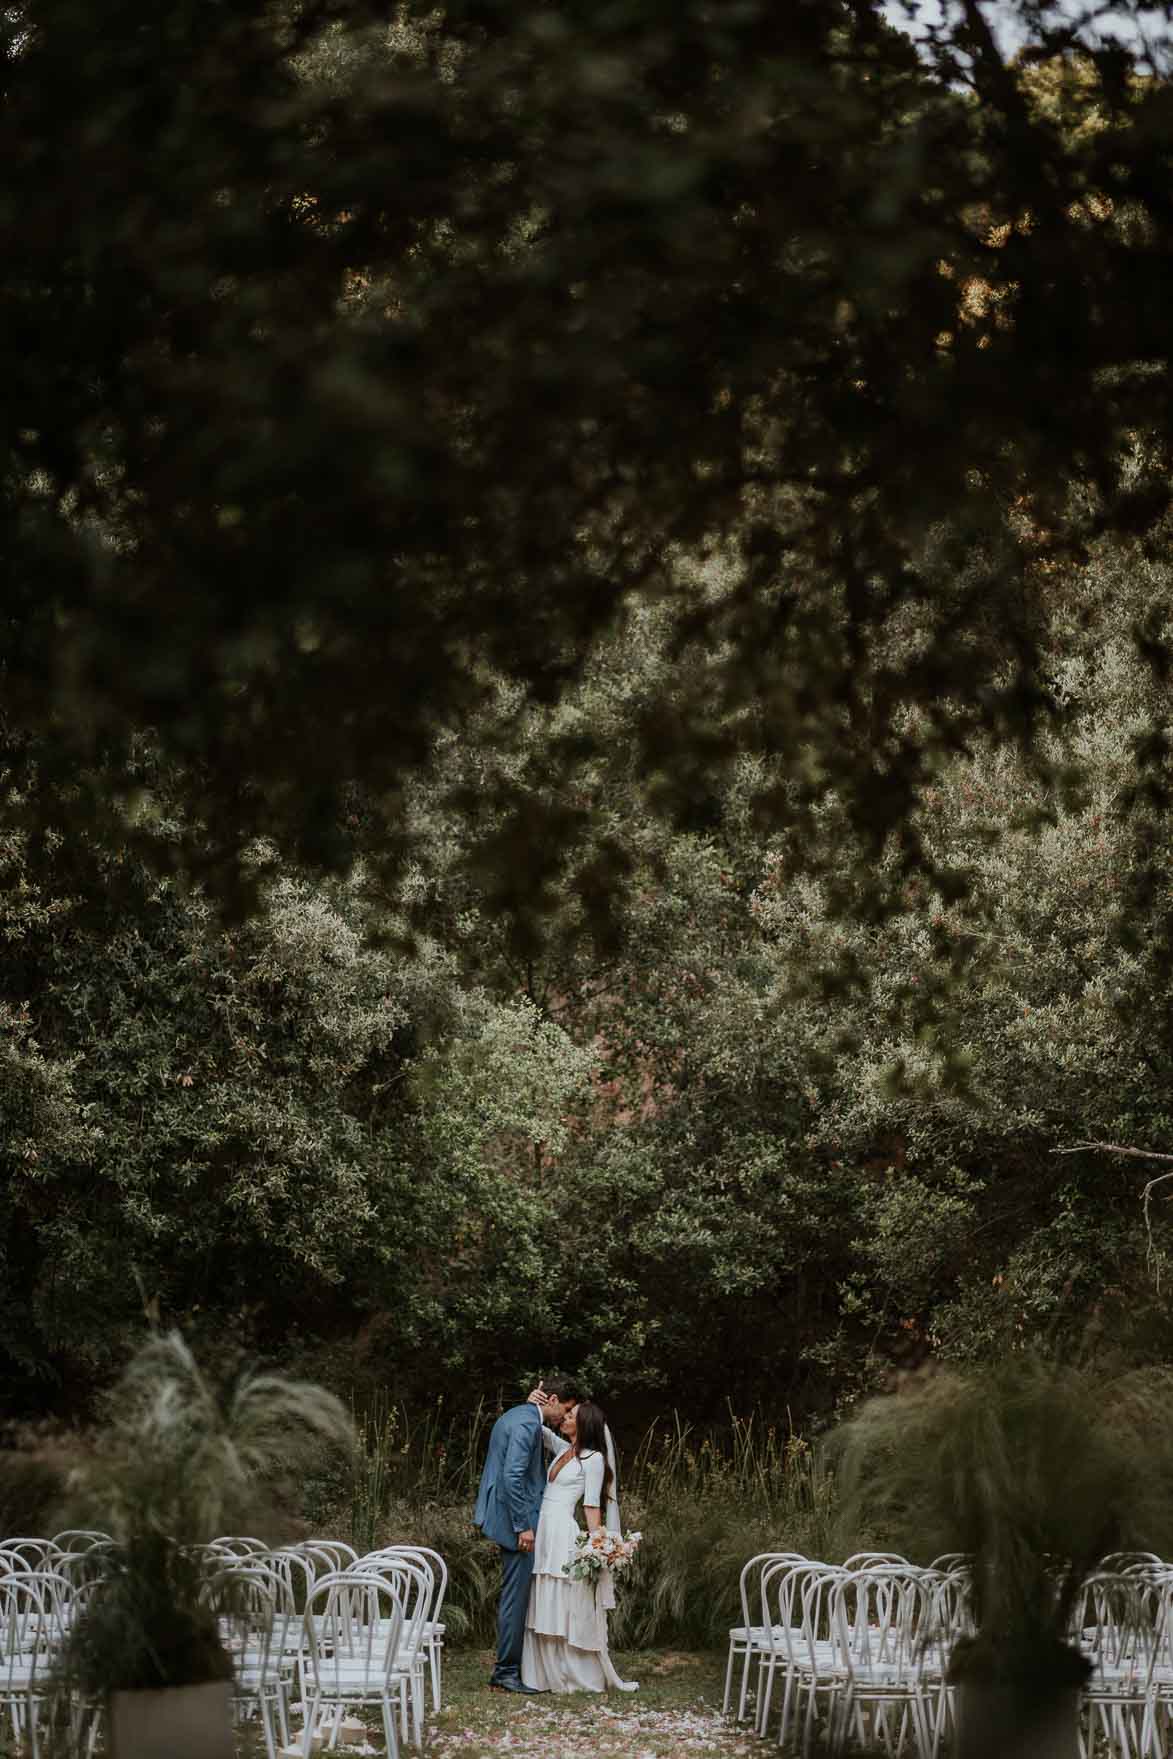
[426,1648,759,1759]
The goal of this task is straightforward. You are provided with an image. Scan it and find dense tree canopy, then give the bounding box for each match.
[4,525,1173,1417]
[4,1,1173,1419]
[4,0,1173,925]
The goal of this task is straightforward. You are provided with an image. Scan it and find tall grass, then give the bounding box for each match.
[615,1408,838,1649]
[306,1398,842,1651]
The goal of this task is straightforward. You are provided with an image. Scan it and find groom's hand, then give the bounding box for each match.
[518,1529,535,1552]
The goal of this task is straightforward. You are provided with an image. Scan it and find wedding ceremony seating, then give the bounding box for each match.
[300,1570,408,1758]
[0,1572,66,1759]
[352,1550,432,1746]
[722,1550,809,1723]
[203,1559,299,1759]
[359,1545,450,1717]
[726,1549,1173,1758]
[0,1530,450,1758]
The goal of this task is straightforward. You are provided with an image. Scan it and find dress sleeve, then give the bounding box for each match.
[582,1450,605,1510]
[541,1426,570,1458]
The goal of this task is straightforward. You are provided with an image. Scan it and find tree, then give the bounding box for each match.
[4,1,1173,931]
[4,516,1173,1416]
[0,733,602,1404]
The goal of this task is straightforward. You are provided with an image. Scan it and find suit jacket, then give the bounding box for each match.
[474,1402,545,1550]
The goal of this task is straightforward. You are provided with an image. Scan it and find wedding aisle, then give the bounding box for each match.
[428,1650,759,1759]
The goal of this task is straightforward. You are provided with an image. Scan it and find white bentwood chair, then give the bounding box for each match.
[362,1546,449,1714]
[299,1571,407,1757]
[0,1572,67,1759]
[723,1551,808,1724]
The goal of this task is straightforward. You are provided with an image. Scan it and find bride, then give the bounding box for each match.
[521,1399,639,1694]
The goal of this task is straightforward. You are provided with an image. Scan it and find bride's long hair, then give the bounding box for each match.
[572,1401,614,1508]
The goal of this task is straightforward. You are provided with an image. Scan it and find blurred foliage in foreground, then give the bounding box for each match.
[5,0,1173,936]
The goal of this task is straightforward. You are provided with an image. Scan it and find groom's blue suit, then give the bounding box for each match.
[474,1402,545,1681]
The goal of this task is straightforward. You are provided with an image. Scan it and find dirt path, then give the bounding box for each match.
[429,1650,759,1759]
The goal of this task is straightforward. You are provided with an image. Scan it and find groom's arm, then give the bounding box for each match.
[503,1407,541,1548]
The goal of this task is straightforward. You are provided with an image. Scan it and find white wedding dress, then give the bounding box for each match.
[520,1433,638,1693]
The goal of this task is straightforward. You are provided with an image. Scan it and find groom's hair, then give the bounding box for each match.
[543,1378,584,1404]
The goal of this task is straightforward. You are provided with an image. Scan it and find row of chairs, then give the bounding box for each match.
[0,1531,448,1759]
[725,1550,1173,1758]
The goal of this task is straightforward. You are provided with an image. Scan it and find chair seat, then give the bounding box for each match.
[311,1662,407,1690]
[845,1665,922,1689]
[0,1668,42,1690]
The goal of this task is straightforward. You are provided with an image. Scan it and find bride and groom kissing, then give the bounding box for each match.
[474,1378,638,1696]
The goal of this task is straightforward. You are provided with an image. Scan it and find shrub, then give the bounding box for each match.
[57,1330,354,1693]
[308,1401,842,1650]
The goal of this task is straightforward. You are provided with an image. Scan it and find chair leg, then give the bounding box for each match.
[757,1653,777,1735]
[259,1695,278,1759]
[777,1670,796,1748]
[722,1642,737,1717]
[276,1677,292,1750]
[302,1691,321,1758]
[738,1646,758,1723]
[382,1693,401,1759]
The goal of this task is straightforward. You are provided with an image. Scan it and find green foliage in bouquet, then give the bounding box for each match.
[57,1330,354,1694]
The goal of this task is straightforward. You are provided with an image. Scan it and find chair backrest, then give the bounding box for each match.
[1,1539,62,1570]
[833,1568,934,1687]
[842,1552,910,1569]
[738,1552,807,1630]
[301,1572,405,1693]
[202,1561,295,1686]
[50,1547,109,1592]
[209,1536,269,1557]
[1075,1572,1162,1690]
[297,1539,358,1571]
[50,1530,113,1554]
[1099,1552,1165,1576]
[353,1555,431,1661]
[797,1567,851,1671]
[367,1545,449,1622]
[267,1548,316,1610]
[762,1563,846,1670]
[0,1574,65,1678]
[927,1568,975,1655]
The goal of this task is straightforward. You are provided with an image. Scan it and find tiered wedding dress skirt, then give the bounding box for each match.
[521,1454,637,1693]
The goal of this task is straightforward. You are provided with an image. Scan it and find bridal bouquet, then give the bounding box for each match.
[562,1528,643,1587]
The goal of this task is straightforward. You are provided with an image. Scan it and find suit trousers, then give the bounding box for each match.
[494,1545,535,1677]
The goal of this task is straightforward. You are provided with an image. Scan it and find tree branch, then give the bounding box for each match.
[1053,1141,1173,1164]
[1053,1140,1173,1290]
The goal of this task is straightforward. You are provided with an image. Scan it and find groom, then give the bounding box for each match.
[474,1378,581,1693]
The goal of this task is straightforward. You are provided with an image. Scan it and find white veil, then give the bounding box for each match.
[604,1423,621,1532]
[601,1422,621,1613]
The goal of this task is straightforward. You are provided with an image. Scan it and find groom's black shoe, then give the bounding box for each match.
[489,1671,544,1694]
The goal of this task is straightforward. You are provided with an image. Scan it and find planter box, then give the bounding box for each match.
[955,1679,1081,1759]
[108,1680,234,1759]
